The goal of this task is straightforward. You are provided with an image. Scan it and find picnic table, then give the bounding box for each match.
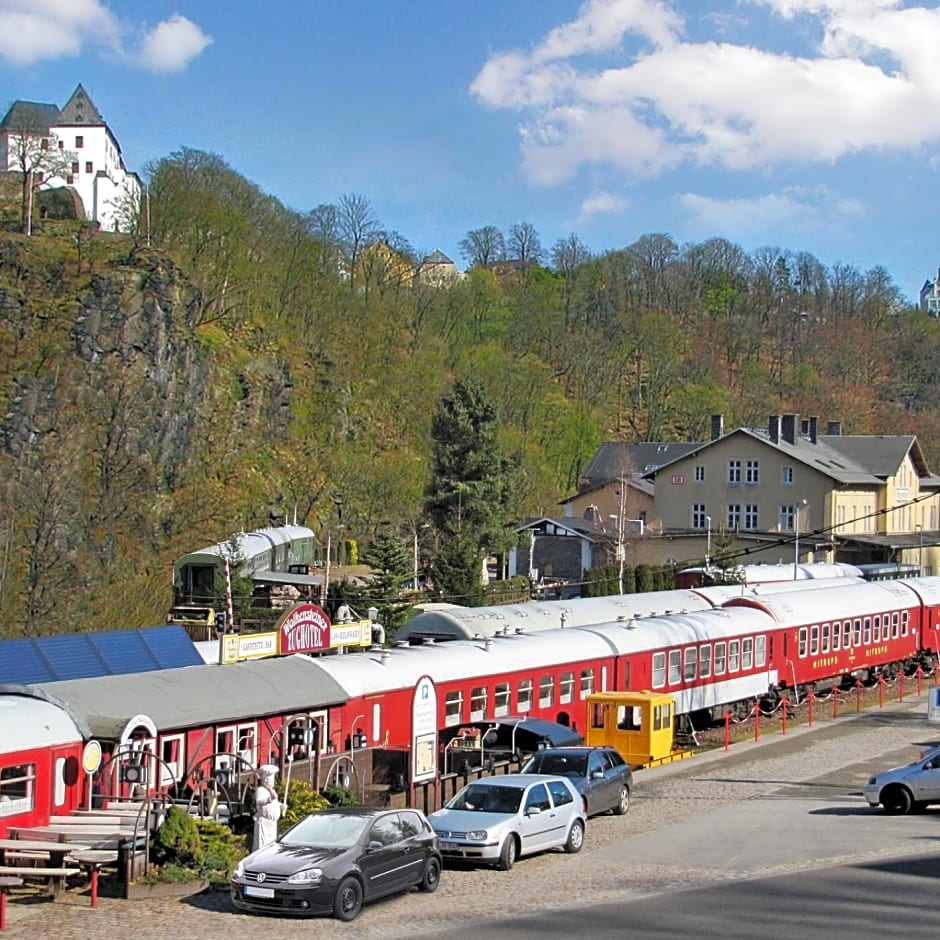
[70,850,119,908]
[0,839,88,867]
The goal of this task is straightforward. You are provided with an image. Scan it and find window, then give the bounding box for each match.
[579,669,594,698]
[822,624,831,652]
[653,702,671,731]
[547,779,573,807]
[714,642,727,674]
[799,627,808,657]
[652,652,666,688]
[71,161,79,174]
[728,460,741,484]
[842,621,852,648]
[872,616,881,643]
[780,505,796,531]
[810,625,819,655]
[85,161,93,174]
[832,622,841,651]
[525,783,551,813]
[66,175,74,184]
[40,138,49,151]
[901,611,909,637]
[892,612,900,639]
[559,671,574,704]
[699,644,712,678]
[591,702,605,730]
[692,504,706,529]
[863,618,871,644]
[589,751,612,777]
[518,679,533,713]
[683,647,697,680]
[399,811,428,839]
[755,635,766,666]
[745,460,759,484]
[539,674,554,708]
[0,763,35,817]
[853,619,862,646]
[370,816,403,847]
[444,690,463,726]
[782,466,793,485]
[668,649,681,684]
[75,135,84,147]
[494,682,511,717]
[744,505,758,530]
[694,465,705,483]
[742,637,754,669]
[727,505,741,530]
[470,685,487,720]
[728,640,740,671]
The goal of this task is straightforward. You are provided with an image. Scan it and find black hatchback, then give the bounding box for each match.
[520,745,633,817]
[231,807,442,921]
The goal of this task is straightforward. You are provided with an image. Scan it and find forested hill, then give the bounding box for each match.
[1,147,939,637]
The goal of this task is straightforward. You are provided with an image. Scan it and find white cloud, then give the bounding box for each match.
[578,190,630,221]
[471,0,940,184]
[0,0,210,71]
[677,186,865,238]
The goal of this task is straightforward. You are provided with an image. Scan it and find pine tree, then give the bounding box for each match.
[359,530,411,639]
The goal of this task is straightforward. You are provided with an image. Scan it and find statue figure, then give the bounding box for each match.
[253,764,281,851]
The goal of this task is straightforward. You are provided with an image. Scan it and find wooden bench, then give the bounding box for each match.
[0,866,75,898]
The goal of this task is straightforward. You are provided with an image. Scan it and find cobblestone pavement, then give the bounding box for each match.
[3,697,938,940]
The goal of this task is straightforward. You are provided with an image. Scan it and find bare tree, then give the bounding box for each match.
[507,221,545,272]
[336,192,382,289]
[2,105,76,235]
[551,233,592,331]
[459,225,505,269]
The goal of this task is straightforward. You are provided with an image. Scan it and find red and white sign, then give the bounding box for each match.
[671,474,685,485]
[277,603,332,655]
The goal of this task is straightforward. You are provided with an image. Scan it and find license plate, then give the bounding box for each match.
[244,885,275,898]
[440,842,458,850]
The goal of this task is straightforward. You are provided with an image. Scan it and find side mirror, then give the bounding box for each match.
[366,841,384,854]
[591,771,605,780]
[525,805,542,816]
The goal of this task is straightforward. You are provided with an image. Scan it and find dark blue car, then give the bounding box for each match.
[520,745,633,817]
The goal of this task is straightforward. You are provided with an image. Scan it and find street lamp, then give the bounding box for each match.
[916,523,924,574]
[705,516,712,569]
[794,499,808,579]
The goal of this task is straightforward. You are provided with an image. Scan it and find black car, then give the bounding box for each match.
[231,807,442,921]
[520,745,633,817]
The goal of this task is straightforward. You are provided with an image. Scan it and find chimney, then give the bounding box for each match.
[768,415,781,444]
[827,421,842,436]
[781,413,798,445]
[711,414,724,440]
[808,416,818,444]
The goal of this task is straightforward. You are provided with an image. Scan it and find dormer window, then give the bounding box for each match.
[75,136,83,148]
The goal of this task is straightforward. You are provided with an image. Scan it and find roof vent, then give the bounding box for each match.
[381,650,391,663]
[515,627,525,635]
[422,637,436,646]
[484,638,494,651]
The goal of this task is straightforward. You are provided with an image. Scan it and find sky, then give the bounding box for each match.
[0,0,937,302]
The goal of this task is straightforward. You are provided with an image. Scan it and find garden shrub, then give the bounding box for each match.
[150,805,204,869]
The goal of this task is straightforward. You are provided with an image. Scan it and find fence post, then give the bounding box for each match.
[724,710,732,751]
[898,672,905,703]
[878,674,886,708]
[832,686,839,719]
[781,695,788,735]
[856,678,863,713]
[753,702,760,742]
[808,690,815,727]
[917,665,924,696]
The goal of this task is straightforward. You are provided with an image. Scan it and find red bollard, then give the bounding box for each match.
[856,678,863,713]
[832,686,839,719]
[781,695,789,735]
[754,703,760,742]
[878,675,886,708]
[90,865,99,908]
[724,710,732,751]
[808,690,815,726]
[899,673,905,702]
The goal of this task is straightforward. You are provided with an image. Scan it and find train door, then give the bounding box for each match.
[50,746,80,813]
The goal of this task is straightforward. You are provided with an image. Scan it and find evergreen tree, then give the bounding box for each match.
[359,530,412,640]
[433,526,484,606]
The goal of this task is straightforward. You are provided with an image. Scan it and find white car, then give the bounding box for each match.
[428,774,586,870]
[863,745,940,814]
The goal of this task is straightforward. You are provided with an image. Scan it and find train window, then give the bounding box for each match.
[0,763,35,816]
[831,622,841,652]
[842,622,851,648]
[518,679,533,713]
[683,647,697,680]
[560,671,575,704]
[873,616,881,643]
[892,612,900,639]
[539,675,555,708]
[238,725,257,766]
[742,637,753,669]
[810,625,819,655]
[444,690,463,726]
[494,682,511,717]
[652,653,666,688]
[470,686,487,721]
[728,640,740,672]
[580,669,595,698]
[863,618,871,645]
[591,702,605,730]
[902,611,909,637]
[714,642,727,674]
[654,702,672,731]
[755,635,766,666]
[668,650,681,684]
[853,619,862,646]
[821,624,830,653]
[798,627,807,657]
[699,644,712,678]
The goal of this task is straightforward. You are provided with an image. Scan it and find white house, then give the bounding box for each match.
[0,84,140,233]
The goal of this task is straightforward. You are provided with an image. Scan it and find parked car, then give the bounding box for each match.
[428,774,586,870]
[231,807,442,921]
[519,745,633,817]
[863,745,940,814]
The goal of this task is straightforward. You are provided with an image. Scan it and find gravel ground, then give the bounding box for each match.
[2,694,937,940]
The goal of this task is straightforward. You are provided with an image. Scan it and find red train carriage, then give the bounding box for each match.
[0,688,87,838]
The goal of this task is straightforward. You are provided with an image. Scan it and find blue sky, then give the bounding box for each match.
[1,0,937,302]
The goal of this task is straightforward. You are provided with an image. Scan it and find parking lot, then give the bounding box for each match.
[3,696,939,940]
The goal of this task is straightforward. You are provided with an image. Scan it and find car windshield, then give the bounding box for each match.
[445,783,523,814]
[521,753,588,778]
[280,813,371,848]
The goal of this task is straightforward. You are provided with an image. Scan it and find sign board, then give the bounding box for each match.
[330,619,372,649]
[82,739,102,775]
[278,603,332,655]
[411,675,438,783]
[221,631,279,664]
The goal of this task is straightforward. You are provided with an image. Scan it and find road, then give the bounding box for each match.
[4,696,940,939]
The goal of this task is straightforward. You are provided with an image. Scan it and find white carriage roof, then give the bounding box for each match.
[31,655,348,739]
[396,590,714,642]
[0,689,87,753]
[693,576,865,605]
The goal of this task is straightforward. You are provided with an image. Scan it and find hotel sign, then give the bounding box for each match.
[278,603,331,655]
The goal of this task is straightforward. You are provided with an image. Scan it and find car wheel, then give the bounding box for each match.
[497,835,518,871]
[613,786,630,816]
[333,876,363,922]
[419,856,441,893]
[881,785,914,815]
[564,819,584,854]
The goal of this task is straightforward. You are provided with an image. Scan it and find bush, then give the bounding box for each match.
[195,819,250,879]
[275,778,331,833]
[150,805,204,869]
[321,783,356,807]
